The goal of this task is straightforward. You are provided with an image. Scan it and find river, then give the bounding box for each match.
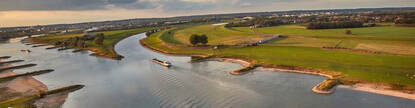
[1,33,414,108]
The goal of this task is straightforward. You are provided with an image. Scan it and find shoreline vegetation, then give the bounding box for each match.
[0,57,84,107]
[29,27,154,60]
[139,23,415,100]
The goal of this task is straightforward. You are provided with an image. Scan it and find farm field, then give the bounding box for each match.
[230,24,415,56]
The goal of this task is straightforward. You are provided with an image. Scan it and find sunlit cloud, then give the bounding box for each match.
[0,0,414,27]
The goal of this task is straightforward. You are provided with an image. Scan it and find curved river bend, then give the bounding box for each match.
[1,33,415,108]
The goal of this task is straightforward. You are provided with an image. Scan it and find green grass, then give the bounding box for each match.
[233,24,415,38]
[142,24,415,89]
[33,27,154,59]
[142,30,213,55]
[174,25,269,45]
[159,27,186,45]
[317,79,340,91]
[230,24,415,55]
[217,46,415,86]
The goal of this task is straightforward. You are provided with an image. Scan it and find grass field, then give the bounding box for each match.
[232,24,415,38]
[32,27,153,59]
[142,23,415,89]
[217,46,415,86]
[173,24,270,45]
[166,23,415,55]
[230,24,415,55]
[143,29,213,55]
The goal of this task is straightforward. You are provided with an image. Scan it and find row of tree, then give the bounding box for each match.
[395,18,415,24]
[306,21,364,29]
[225,18,286,28]
[55,33,105,48]
[189,34,208,46]
[145,29,160,36]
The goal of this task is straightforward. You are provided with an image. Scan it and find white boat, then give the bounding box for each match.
[151,58,172,67]
[20,49,31,53]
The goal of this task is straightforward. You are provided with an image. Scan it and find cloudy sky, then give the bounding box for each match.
[0,0,414,27]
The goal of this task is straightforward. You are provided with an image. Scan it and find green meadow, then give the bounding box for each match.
[231,24,415,55]
[173,24,269,45]
[142,23,415,89]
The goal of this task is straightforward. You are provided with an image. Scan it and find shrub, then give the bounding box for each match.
[200,34,208,45]
[189,34,199,46]
[189,34,209,46]
[395,18,415,24]
[345,30,352,35]
[94,34,105,45]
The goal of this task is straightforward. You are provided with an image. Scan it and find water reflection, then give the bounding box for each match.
[0,33,414,108]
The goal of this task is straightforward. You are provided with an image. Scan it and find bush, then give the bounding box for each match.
[189,34,199,46]
[395,18,415,24]
[94,33,105,45]
[189,34,208,46]
[345,30,352,35]
[200,35,208,45]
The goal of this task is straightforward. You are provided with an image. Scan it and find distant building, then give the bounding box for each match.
[243,16,254,20]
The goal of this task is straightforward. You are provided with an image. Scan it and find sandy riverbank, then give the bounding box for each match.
[341,84,415,100]
[0,60,69,107]
[139,39,415,101]
[210,58,415,100]
[0,61,47,100]
[212,58,415,100]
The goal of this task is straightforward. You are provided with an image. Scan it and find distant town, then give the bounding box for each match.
[1,7,414,41]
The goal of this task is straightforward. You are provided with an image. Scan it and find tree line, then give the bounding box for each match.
[54,33,105,48]
[55,37,88,48]
[395,18,415,24]
[189,34,208,46]
[225,18,286,28]
[306,21,364,29]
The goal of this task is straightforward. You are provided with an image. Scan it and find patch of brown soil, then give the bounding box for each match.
[34,92,69,108]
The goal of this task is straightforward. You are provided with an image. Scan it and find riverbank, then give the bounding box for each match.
[0,58,83,107]
[29,27,153,60]
[0,59,46,101]
[342,84,415,100]
[26,38,123,60]
[139,36,415,101]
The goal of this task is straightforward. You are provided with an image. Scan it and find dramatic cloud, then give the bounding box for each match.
[0,0,156,11]
[0,0,413,11]
[0,0,414,27]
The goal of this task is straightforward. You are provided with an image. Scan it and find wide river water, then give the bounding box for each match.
[1,33,415,108]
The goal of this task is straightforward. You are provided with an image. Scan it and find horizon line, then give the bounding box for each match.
[1,6,414,28]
